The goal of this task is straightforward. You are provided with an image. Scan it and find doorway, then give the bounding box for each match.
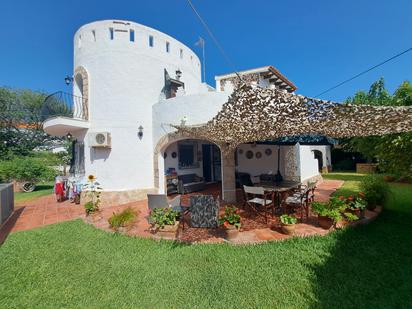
[202,144,221,182]
[313,150,323,172]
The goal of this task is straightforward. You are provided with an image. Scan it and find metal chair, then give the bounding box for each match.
[285,184,309,219]
[243,185,274,224]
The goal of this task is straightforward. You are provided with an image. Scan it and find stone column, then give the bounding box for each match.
[221,148,237,203]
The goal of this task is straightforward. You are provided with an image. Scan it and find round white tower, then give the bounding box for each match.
[73,20,202,199]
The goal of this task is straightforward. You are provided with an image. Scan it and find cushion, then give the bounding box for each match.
[247,197,272,206]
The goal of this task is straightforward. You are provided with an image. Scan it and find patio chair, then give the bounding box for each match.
[285,184,309,219]
[243,185,274,224]
[189,195,219,228]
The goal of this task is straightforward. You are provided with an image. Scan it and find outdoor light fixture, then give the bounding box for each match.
[175,69,182,80]
[138,126,144,139]
[66,132,73,140]
[65,75,74,85]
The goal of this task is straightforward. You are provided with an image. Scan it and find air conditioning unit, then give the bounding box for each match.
[89,132,111,148]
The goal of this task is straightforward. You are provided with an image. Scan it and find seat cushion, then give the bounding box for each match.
[286,196,306,205]
[247,197,272,206]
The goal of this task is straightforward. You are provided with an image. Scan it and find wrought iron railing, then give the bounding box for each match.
[41,91,88,121]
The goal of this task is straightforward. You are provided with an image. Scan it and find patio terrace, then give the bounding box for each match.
[0,180,381,245]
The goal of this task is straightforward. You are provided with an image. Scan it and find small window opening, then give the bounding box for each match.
[166,41,170,53]
[109,28,114,40]
[78,35,81,48]
[130,29,135,42]
[149,35,154,47]
[92,30,96,41]
[180,49,183,59]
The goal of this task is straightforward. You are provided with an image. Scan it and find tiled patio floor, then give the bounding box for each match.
[0,179,381,244]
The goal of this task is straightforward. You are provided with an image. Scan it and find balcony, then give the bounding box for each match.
[42,92,90,136]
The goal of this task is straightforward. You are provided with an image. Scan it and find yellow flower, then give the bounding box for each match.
[88,175,96,181]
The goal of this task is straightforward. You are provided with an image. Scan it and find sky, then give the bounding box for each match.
[0,0,411,101]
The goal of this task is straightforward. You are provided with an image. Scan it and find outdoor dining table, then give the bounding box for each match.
[260,181,301,213]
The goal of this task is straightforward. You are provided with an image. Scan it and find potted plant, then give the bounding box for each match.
[149,207,180,238]
[108,207,138,233]
[312,197,358,229]
[280,214,297,235]
[83,175,103,219]
[219,206,241,240]
[343,193,366,218]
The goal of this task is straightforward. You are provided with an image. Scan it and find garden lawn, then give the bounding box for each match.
[14,182,54,203]
[1,173,412,308]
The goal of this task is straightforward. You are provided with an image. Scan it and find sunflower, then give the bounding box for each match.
[88,175,96,181]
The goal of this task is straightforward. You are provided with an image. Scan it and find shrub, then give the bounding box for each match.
[312,197,358,224]
[359,175,391,208]
[150,208,179,229]
[280,214,297,225]
[0,156,55,182]
[108,207,138,229]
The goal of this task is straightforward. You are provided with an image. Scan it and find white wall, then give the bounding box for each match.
[163,140,206,177]
[73,20,202,191]
[299,145,319,181]
[152,92,229,145]
[235,144,292,182]
[309,145,332,168]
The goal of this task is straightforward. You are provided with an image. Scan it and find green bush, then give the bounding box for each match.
[312,197,358,223]
[359,175,391,208]
[0,157,56,182]
[108,207,138,229]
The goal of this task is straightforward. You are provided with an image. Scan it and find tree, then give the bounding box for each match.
[0,87,61,159]
[342,79,412,177]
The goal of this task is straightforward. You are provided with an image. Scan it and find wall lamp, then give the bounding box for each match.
[138,126,144,139]
[65,75,74,85]
[67,132,73,140]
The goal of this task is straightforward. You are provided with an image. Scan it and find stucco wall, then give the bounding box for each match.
[309,145,332,168]
[299,145,319,181]
[236,144,287,181]
[152,91,229,146]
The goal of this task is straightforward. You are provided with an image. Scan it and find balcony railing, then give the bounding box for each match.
[41,91,88,121]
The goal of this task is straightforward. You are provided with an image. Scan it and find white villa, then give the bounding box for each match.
[43,20,332,206]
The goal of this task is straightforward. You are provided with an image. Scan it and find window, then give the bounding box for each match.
[92,30,96,41]
[129,29,135,42]
[180,48,183,59]
[109,28,114,40]
[166,41,170,53]
[78,35,81,48]
[178,141,199,169]
[149,35,154,47]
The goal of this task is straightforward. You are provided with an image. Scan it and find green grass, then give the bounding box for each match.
[14,181,53,203]
[1,173,412,308]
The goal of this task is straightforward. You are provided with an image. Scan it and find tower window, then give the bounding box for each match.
[78,35,81,48]
[109,28,114,40]
[92,30,96,41]
[149,35,154,47]
[166,41,170,53]
[130,29,135,42]
[180,49,183,59]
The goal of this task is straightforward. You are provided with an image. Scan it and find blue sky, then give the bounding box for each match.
[0,0,411,101]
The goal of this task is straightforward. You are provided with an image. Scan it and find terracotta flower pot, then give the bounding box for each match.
[318,215,333,229]
[281,223,295,235]
[224,224,239,240]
